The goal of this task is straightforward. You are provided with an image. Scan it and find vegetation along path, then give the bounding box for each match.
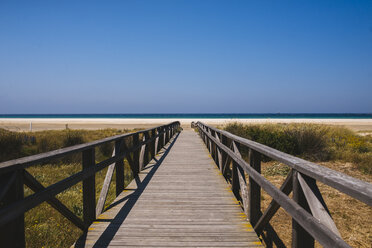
[75,130,263,247]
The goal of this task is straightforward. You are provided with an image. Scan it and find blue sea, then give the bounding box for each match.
[0,114,371,119]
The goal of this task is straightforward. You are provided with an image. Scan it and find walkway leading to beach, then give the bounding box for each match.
[75,130,263,247]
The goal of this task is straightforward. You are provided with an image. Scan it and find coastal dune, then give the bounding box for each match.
[1,118,372,132]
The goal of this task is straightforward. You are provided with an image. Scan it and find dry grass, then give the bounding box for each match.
[24,161,133,248]
[2,128,139,248]
[259,161,372,248]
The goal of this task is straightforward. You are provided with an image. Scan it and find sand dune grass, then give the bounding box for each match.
[222,123,371,247]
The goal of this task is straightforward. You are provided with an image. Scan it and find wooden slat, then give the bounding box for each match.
[23,170,86,230]
[297,173,341,237]
[0,122,180,174]
[96,147,117,217]
[254,169,293,235]
[0,170,24,248]
[75,131,262,248]
[249,148,261,226]
[82,148,96,226]
[214,133,223,171]
[0,171,17,202]
[139,136,146,171]
[197,124,351,248]
[198,123,372,207]
[232,141,249,217]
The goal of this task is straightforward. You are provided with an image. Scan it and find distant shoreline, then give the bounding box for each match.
[0,113,371,119]
[1,118,372,132]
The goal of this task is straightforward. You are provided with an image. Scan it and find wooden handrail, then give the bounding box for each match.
[0,122,179,174]
[194,121,372,248]
[0,121,180,248]
[196,122,372,206]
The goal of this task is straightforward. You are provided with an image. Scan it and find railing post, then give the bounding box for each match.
[0,170,25,248]
[151,129,156,159]
[82,148,96,226]
[115,140,124,196]
[162,127,166,147]
[292,171,314,248]
[132,133,140,177]
[249,149,261,226]
[165,126,170,144]
[220,135,228,171]
[145,131,151,164]
[155,129,160,154]
[232,143,240,201]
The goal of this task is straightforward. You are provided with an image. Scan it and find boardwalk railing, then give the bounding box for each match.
[194,121,372,248]
[0,121,180,248]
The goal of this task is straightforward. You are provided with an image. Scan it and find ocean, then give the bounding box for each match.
[0,114,371,119]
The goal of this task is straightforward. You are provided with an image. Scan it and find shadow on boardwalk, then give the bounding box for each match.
[74,133,180,248]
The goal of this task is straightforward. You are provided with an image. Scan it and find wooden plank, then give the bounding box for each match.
[197,125,351,248]
[139,136,146,171]
[249,148,261,226]
[96,147,117,217]
[0,122,180,174]
[83,148,96,226]
[297,173,341,237]
[214,133,223,171]
[0,170,25,248]
[292,171,314,248]
[0,171,16,202]
[23,170,86,230]
[254,169,293,235]
[232,141,249,217]
[151,129,156,159]
[75,131,262,248]
[198,123,372,207]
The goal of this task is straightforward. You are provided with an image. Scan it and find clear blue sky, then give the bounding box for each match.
[0,1,371,114]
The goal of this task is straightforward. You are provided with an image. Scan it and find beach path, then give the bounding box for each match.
[74,130,263,247]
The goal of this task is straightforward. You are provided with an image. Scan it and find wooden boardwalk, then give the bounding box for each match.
[75,130,263,247]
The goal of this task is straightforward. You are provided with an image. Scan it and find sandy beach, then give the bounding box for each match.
[1,118,372,133]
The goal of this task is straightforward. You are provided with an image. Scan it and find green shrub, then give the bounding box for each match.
[0,129,23,162]
[62,131,85,148]
[224,123,331,161]
[223,123,372,174]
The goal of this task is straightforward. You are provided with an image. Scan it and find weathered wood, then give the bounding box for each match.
[75,131,262,247]
[0,170,25,248]
[115,140,125,197]
[23,170,86,230]
[292,171,314,248]
[0,122,180,174]
[96,162,115,216]
[198,123,372,207]
[249,148,261,226]
[297,173,341,237]
[232,141,249,217]
[0,153,123,227]
[0,171,16,202]
[197,124,351,248]
[231,142,240,201]
[163,127,167,147]
[139,136,146,171]
[132,133,140,177]
[96,145,118,216]
[151,129,156,158]
[254,169,293,235]
[155,135,159,155]
[82,148,96,226]
[0,122,180,247]
[214,133,223,171]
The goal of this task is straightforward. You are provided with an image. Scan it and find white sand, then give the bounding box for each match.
[1,118,372,132]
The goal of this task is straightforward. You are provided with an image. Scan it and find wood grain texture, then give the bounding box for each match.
[196,122,351,248]
[197,123,372,207]
[75,131,263,248]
